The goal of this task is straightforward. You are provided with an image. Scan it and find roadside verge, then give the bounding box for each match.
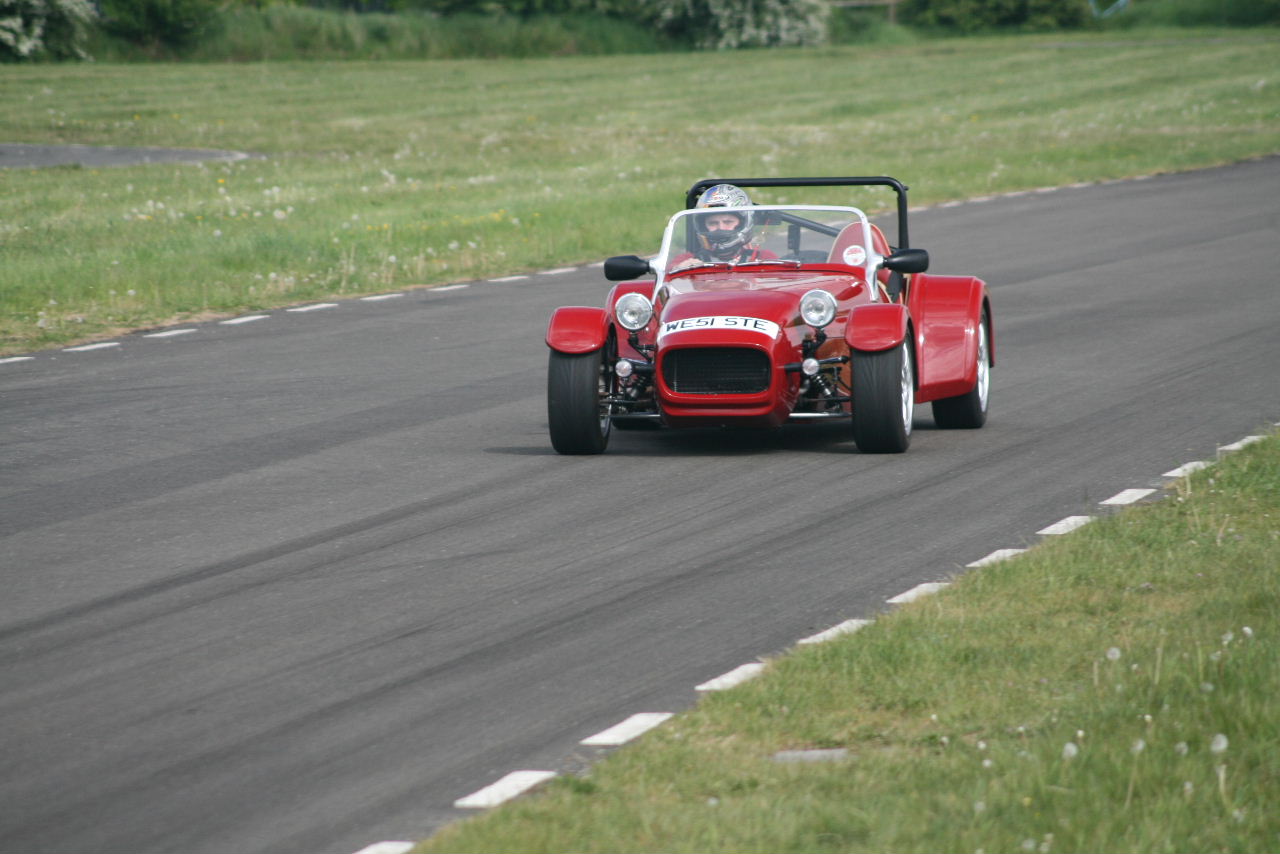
[413,431,1280,853]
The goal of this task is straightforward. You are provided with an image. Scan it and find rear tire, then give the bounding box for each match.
[548,349,612,455]
[852,339,913,453]
[931,312,990,429]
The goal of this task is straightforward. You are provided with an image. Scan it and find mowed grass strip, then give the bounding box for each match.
[3,29,1279,355]
[415,432,1280,853]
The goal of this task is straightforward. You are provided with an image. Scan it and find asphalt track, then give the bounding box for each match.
[0,143,255,169]
[1,159,1278,854]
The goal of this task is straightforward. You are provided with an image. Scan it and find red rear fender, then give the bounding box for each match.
[845,303,910,353]
[909,274,990,400]
[546,306,610,354]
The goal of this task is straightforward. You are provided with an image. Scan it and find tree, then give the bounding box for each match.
[900,0,1089,32]
[0,0,97,60]
[98,0,221,50]
[647,0,829,49]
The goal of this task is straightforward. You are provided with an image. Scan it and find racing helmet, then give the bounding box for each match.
[693,184,754,259]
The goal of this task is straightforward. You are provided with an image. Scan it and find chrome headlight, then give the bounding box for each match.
[615,292,654,331]
[799,289,837,329]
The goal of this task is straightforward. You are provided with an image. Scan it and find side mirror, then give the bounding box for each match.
[883,247,929,275]
[604,255,653,281]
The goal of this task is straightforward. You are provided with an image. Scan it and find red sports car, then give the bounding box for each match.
[545,177,992,454]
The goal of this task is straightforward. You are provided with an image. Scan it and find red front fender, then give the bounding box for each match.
[846,303,910,353]
[546,306,610,354]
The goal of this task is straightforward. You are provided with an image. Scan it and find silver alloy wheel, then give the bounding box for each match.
[597,364,612,437]
[900,340,914,436]
[976,317,990,413]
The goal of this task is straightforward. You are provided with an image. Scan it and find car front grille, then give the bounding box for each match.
[662,347,771,395]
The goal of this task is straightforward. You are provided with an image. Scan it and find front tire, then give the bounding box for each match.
[852,339,913,453]
[931,311,990,429]
[548,349,612,455]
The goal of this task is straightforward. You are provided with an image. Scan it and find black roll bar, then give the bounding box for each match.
[685,176,912,249]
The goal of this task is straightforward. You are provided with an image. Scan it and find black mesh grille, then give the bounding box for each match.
[662,348,771,395]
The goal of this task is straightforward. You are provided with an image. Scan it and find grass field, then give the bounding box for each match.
[2,28,1279,355]
[416,433,1280,853]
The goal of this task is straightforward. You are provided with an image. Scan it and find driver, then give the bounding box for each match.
[673,184,777,268]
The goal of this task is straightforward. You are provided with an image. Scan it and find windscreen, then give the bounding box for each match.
[656,205,875,280]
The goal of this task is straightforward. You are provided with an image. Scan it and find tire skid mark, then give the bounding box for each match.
[0,484,544,663]
[0,369,540,539]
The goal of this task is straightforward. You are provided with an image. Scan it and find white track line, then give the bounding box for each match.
[966,548,1027,568]
[143,328,196,338]
[63,342,119,352]
[581,713,673,747]
[454,770,556,809]
[488,275,529,283]
[286,303,338,313]
[1164,461,1209,478]
[220,315,269,325]
[0,356,34,364]
[351,843,414,854]
[431,284,469,292]
[696,662,764,692]
[797,618,871,645]
[1221,436,1264,452]
[1101,488,1156,506]
[538,267,578,275]
[1037,516,1092,536]
[887,582,950,604]
[360,293,404,301]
